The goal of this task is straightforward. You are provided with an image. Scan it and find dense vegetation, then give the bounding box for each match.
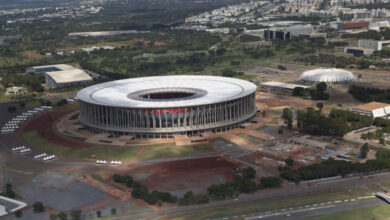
[113,168,283,205]
[342,29,390,41]
[349,85,390,103]
[280,147,390,183]
[296,108,373,136]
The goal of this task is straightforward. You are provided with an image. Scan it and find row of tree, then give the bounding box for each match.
[280,147,390,183]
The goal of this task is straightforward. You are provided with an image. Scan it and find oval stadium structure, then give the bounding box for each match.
[299,68,356,83]
[77,75,257,138]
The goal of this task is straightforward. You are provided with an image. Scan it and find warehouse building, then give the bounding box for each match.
[260,81,310,94]
[264,25,313,41]
[27,64,93,89]
[350,102,390,118]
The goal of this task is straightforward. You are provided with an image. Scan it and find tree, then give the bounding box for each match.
[50,214,58,220]
[4,183,15,198]
[96,210,101,218]
[282,108,293,129]
[33,201,45,213]
[285,158,294,167]
[316,102,324,111]
[242,167,256,179]
[70,210,82,220]
[14,210,22,218]
[259,177,283,188]
[261,110,267,118]
[292,87,305,96]
[316,82,327,92]
[360,143,369,159]
[110,208,117,215]
[222,69,235,77]
[57,212,67,220]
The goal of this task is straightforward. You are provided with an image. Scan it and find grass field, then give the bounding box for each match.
[69,145,141,160]
[22,131,211,161]
[22,131,71,155]
[22,131,140,160]
[233,74,257,81]
[305,204,390,220]
[163,189,371,220]
[138,144,211,160]
[236,133,264,142]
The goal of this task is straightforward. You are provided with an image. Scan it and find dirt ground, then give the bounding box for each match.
[109,157,239,196]
[21,108,92,149]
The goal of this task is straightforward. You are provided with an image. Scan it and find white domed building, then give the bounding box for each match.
[298,68,357,83]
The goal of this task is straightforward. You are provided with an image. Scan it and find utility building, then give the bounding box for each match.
[27,64,93,89]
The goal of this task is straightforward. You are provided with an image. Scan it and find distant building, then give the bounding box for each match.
[344,47,375,55]
[291,136,329,149]
[81,46,114,53]
[264,25,313,41]
[299,68,356,83]
[0,205,6,216]
[26,64,93,89]
[350,102,390,118]
[5,86,25,95]
[343,22,370,30]
[260,81,310,93]
[346,40,384,55]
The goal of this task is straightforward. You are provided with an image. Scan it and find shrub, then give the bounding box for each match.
[33,201,45,213]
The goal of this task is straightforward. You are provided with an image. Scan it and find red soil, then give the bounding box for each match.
[261,99,290,108]
[133,157,238,191]
[21,108,91,149]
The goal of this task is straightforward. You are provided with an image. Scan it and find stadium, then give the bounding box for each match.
[77,75,257,138]
[298,68,357,83]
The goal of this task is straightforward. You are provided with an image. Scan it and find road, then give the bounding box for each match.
[250,200,383,220]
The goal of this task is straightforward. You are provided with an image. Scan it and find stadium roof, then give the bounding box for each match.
[77,75,257,108]
[45,69,92,84]
[299,68,356,83]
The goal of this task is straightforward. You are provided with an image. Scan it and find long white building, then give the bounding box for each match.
[26,64,93,88]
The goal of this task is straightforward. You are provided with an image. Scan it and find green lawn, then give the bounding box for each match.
[255,125,269,131]
[138,144,211,160]
[22,131,211,161]
[270,117,279,124]
[236,133,264,142]
[22,131,140,160]
[305,204,390,220]
[69,113,79,120]
[233,74,257,81]
[163,189,371,220]
[69,145,141,160]
[22,131,71,155]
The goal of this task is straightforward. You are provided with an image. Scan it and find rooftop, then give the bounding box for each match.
[261,81,310,90]
[46,69,92,84]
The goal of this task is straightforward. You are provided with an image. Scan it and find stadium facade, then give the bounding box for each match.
[77,75,257,138]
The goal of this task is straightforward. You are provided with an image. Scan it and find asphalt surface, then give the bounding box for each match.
[249,200,384,220]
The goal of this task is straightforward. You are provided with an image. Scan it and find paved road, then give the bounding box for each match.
[251,200,383,220]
